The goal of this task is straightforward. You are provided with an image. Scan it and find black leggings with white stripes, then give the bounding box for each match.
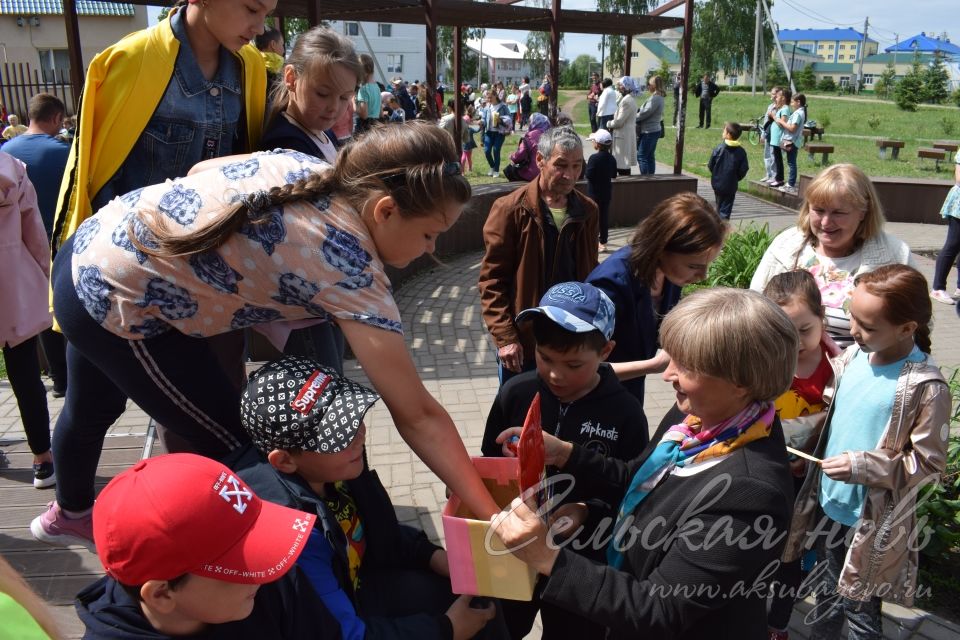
[51,236,249,512]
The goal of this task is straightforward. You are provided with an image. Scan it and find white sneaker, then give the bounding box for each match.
[492,171,500,178]
[487,169,495,177]
[931,290,955,305]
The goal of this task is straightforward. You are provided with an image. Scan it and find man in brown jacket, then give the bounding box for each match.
[479,126,599,384]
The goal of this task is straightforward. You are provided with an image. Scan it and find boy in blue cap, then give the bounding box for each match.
[480,281,647,640]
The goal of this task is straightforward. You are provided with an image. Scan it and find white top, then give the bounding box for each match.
[597,86,618,117]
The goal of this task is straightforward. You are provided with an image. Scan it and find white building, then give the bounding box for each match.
[324,20,426,85]
[464,37,534,88]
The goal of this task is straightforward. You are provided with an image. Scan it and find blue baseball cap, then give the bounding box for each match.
[516,282,615,340]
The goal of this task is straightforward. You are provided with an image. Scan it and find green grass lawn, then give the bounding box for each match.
[668,92,960,184]
[549,90,960,185]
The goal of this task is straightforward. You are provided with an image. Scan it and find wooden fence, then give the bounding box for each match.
[0,62,77,120]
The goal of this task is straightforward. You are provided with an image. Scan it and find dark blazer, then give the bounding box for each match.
[540,414,794,640]
[259,114,340,161]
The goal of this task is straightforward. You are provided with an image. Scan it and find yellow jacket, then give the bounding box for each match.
[52,11,266,257]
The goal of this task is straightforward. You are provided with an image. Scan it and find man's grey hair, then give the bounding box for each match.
[537,125,582,160]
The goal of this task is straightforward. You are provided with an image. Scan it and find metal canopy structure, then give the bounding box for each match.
[59,0,692,173]
[272,0,679,36]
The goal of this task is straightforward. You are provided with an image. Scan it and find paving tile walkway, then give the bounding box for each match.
[1,175,958,638]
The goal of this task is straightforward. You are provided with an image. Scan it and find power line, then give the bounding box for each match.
[777,0,861,28]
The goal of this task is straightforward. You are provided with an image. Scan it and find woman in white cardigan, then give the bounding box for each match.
[750,164,913,348]
[607,76,638,176]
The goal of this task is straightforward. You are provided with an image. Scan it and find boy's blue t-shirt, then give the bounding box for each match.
[820,346,923,526]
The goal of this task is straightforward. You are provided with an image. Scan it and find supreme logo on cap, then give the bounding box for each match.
[291,370,332,415]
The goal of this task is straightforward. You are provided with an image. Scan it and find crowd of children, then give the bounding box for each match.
[0,6,954,640]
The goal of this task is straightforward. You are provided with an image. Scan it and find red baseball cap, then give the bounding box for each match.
[93,454,315,585]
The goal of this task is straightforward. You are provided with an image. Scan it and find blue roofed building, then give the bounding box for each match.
[885,32,960,58]
[778,28,879,64]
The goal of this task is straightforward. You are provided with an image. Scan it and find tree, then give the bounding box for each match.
[873,63,897,100]
[921,52,950,104]
[437,26,485,84]
[595,1,655,76]
[795,64,816,91]
[766,60,788,90]
[894,55,924,111]
[692,0,775,78]
[524,31,551,81]
[561,54,599,87]
[655,57,672,87]
[816,76,836,92]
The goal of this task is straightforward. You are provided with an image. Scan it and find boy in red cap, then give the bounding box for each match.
[228,356,503,640]
[75,453,341,639]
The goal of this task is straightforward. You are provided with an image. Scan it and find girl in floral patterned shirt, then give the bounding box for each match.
[32,123,501,551]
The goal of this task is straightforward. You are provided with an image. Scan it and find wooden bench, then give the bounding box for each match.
[803,125,825,141]
[918,147,949,171]
[806,143,834,165]
[933,141,959,154]
[876,139,905,160]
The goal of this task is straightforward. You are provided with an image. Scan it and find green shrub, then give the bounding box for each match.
[941,116,957,137]
[916,367,960,563]
[684,222,775,293]
[915,368,960,620]
[867,114,881,131]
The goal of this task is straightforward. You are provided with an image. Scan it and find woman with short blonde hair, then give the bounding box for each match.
[492,287,797,639]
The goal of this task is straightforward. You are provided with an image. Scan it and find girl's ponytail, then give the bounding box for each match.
[854,264,934,354]
[133,122,470,258]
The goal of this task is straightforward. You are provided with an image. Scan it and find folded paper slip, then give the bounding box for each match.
[442,457,538,601]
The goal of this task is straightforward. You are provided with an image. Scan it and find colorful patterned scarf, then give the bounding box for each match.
[606,402,775,569]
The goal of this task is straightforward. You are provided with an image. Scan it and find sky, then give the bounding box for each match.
[484,0,960,62]
[146,1,958,61]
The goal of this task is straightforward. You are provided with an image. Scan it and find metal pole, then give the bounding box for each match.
[600,35,605,77]
[752,0,760,96]
[856,17,869,94]
[454,26,462,148]
[550,0,561,119]
[624,35,633,77]
[760,0,795,94]
[62,0,84,110]
[423,0,438,119]
[673,0,693,175]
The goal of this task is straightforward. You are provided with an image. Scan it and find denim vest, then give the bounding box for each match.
[92,9,242,211]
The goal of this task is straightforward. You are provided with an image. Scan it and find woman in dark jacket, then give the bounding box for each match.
[586,193,726,406]
[491,287,797,640]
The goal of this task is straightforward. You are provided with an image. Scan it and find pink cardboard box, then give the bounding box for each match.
[442,457,538,601]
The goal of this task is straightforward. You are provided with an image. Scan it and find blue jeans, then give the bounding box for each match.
[636,131,659,175]
[51,237,248,511]
[483,131,506,172]
[763,139,776,178]
[933,216,960,290]
[786,146,799,186]
[809,518,883,640]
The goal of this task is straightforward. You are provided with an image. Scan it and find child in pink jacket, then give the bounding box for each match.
[0,151,54,488]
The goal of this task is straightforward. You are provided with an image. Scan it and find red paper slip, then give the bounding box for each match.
[516,393,545,509]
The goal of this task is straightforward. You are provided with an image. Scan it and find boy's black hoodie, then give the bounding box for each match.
[75,566,341,640]
[480,364,648,504]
